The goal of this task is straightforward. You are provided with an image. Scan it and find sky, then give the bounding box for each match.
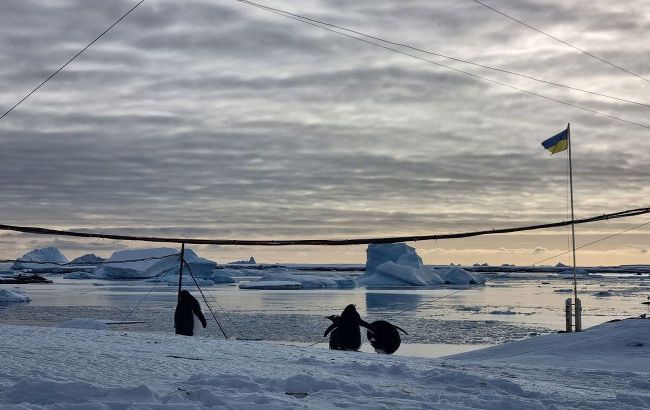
[1,0,649,265]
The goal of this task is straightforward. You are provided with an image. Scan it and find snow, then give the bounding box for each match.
[0,289,30,302]
[0,319,648,408]
[59,318,110,330]
[11,247,68,271]
[240,271,356,289]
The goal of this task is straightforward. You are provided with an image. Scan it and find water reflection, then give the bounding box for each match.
[365,291,423,314]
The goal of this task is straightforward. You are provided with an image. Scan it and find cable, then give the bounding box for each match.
[1,207,649,245]
[231,1,650,129]
[468,0,650,84]
[531,219,650,266]
[182,260,229,339]
[236,0,650,109]
[183,260,246,338]
[121,262,178,321]
[0,253,178,266]
[0,0,145,121]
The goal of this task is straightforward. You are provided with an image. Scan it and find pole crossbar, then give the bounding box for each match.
[0,207,648,246]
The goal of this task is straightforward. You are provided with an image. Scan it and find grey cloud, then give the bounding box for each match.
[0,0,648,262]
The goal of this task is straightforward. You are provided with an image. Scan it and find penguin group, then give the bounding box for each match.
[324,304,407,354]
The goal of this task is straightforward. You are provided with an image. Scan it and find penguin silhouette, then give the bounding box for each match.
[324,305,375,351]
[366,320,408,354]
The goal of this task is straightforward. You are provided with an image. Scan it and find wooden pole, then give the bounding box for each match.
[567,123,581,331]
[565,298,573,332]
[177,242,185,302]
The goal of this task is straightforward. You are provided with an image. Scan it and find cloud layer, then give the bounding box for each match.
[1,0,649,263]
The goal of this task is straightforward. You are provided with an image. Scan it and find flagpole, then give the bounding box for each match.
[567,123,581,331]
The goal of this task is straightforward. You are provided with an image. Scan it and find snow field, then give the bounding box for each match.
[0,319,648,408]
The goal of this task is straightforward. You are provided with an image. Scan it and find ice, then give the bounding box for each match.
[364,243,423,276]
[239,271,355,289]
[59,319,110,330]
[228,257,257,264]
[142,248,217,278]
[559,267,590,276]
[92,248,178,279]
[0,289,30,302]
[11,247,68,271]
[438,266,486,285]
[69,253,105,265]
[62,271,95,279]
[358,243,483,287]
[239,280,302,290]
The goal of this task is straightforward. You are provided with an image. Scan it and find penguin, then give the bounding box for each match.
[324,304,375,351]
[325,314,340,350]
[174,290,207,336]
[366,320,408,354]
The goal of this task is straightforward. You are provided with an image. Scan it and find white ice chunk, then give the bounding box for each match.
[0,289,30,303]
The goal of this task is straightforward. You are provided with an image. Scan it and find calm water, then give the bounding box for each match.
[1,272,648,357]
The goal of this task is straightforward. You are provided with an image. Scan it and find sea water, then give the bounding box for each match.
[0,272,648,358]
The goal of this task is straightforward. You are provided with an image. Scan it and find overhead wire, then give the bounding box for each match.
[1,207,649,245]
[468,0,650,84]
[121,262,178,321]
[235,0,650,109]
[379,217,650,320]
[183,260,247,338]
[0,0,145,121]
[231,0,650,129]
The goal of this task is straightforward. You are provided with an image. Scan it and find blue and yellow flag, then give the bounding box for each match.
[541,128,568,154]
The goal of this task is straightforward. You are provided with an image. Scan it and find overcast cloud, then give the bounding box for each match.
[1,0,648,264]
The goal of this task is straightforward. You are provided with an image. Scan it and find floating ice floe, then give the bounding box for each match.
[239,270,355,290]
[63,271,96,280]
[11,247,68,271]
[357,243,485,287]
[59,319,109,330]
[0,289,30,303]
[559,268,590,276]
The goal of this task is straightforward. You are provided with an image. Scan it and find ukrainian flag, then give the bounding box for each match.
[541,128,568,154]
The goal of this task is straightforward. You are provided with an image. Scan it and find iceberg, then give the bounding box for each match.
[92,248,178,279]
[70,254,105,265]
[11,247,68,271]
[438,266,486,285]
[357,243,485,287]
[239,271,355,290]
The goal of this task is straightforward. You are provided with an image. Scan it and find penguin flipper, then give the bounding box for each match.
[394,325,408,335]
[324,322,337,337]
[359,320,377,337]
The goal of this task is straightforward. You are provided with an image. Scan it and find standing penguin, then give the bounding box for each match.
[324,305,375,351]
[174,290,207,336]
[366,320,408,354]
